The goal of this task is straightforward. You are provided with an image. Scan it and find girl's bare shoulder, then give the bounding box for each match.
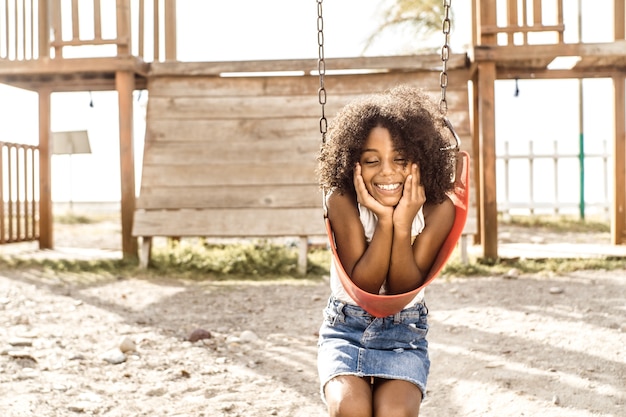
[423,196,455,225]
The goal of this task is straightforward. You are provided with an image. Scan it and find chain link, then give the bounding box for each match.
[317,0,328,143]
[440,0,452,115]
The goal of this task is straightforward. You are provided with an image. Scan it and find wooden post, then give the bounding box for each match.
[38,0,50,58]
[164,0,177,61]
[116,0,130,56]
[38,88,53,249]
[297,236,308,276]
[476,0,499,259]
[612,0,626,244]
[470,70,482,245]
[116,71,138,259]
[477,62,498,259]
[613,76,625,244]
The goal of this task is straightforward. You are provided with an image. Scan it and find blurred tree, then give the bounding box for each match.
[364,0,453,54]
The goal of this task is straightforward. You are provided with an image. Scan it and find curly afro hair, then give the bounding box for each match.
[317,84,456,204]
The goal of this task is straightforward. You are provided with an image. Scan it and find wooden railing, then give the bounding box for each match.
[0,0,177,62]
[475,0,567,45]
[0,142,39,244]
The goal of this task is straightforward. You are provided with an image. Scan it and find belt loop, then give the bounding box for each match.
[393,311,401,324]
[335,301,347,324]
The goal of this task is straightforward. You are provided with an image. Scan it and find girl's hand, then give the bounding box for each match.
[353,163,393,219]
[393,163,426,229]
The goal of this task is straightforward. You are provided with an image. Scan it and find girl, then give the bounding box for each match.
[316,84,457,417]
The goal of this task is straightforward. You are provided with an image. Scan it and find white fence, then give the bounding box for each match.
[497,140,611,219]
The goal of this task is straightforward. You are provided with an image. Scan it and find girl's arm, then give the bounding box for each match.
[327,191,393,294]
[386,198,455,294]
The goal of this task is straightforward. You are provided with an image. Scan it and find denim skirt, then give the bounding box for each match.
[317,296,430,400]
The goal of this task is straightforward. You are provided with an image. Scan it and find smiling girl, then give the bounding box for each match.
[316,85,457,417]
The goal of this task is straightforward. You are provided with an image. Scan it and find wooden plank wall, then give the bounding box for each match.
[132,64,471,241]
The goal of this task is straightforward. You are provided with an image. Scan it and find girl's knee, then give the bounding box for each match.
[372,379,422,417]
[324,376,372,417]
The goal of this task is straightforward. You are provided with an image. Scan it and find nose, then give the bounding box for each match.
[380,159,395,176]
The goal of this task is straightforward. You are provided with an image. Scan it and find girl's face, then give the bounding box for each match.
[358,126,410,207]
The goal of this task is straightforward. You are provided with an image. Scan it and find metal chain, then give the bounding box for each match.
[317,0,328,143]
[439,0,452,116]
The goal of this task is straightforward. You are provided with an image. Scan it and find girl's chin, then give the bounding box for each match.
[375,197,401,207]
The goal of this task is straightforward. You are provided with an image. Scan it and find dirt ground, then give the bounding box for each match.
[1,215,625,417]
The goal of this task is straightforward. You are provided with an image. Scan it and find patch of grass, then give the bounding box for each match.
[55,213,95,225]
[501,215,610,233]
[2,242,622,282]
[147,239,329,279]
[442,256,625,277]
[2,214,623,281]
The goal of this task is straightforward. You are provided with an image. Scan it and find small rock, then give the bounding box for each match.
[8,351,37,363]
[552,394,560,405]
[67,404,87,413]
[240,330,259,342]
[145,386,168,397]
[52,383,69,392]
[549,287,564,295]
[505,268,520,278]
[8,338,33,347]
[188,328,212,342]
[69,353,86,361]
[119,337,136,353]
[100,348,126,365]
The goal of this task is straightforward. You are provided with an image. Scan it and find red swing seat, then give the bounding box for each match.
[324,150,471,318]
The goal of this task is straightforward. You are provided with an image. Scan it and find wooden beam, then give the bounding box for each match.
[149,54,469,77]
[480,24,564,35]
[477,62,498,259]
[38,88,53,249]
[496,68,626,80]
[0,56,150,77]
[472,40,626,62]
[116,71,138,259]
[613,76,626,244]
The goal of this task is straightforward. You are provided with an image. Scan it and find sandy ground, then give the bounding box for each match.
[1,214,625,417]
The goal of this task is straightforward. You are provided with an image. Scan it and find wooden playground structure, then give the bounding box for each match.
[0,0,625,267]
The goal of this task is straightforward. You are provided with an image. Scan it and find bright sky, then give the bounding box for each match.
[0,0,615,209]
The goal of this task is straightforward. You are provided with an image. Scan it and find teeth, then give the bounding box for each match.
[377,183,400,191]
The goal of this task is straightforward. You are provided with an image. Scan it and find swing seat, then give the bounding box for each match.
[325,150,471,318]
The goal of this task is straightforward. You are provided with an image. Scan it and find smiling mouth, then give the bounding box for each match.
[376,183,401,191]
